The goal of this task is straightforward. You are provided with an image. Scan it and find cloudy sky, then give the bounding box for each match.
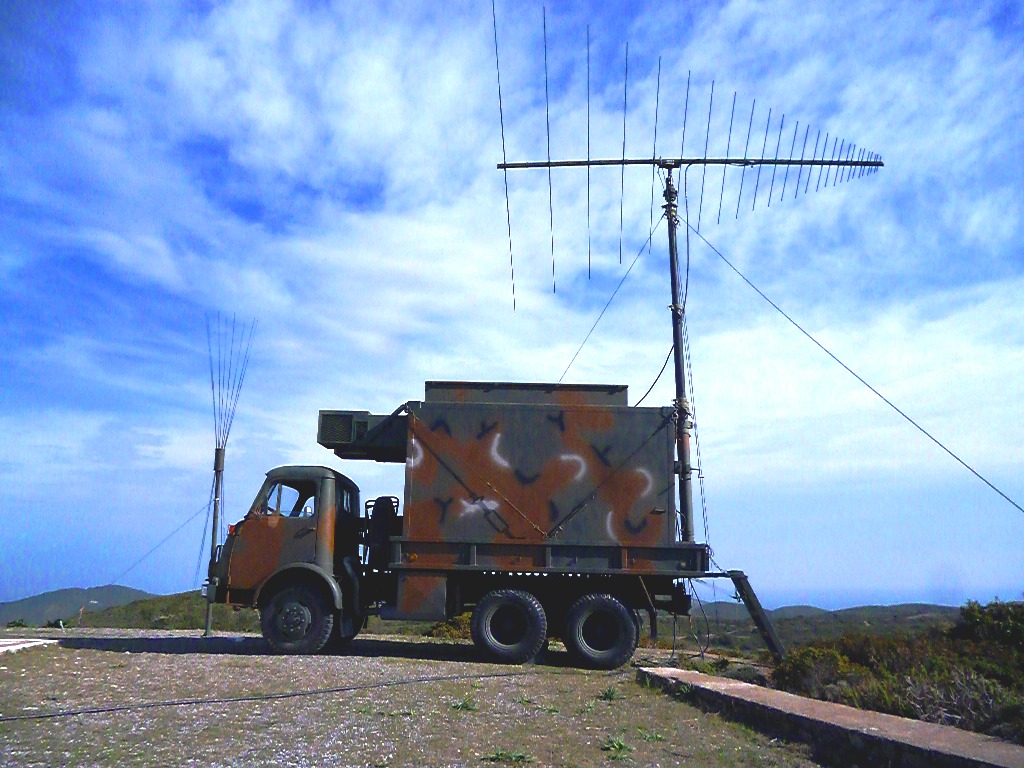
[2,0,1021,609]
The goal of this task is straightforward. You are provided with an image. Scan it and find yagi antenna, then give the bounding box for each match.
[492,40,883,546]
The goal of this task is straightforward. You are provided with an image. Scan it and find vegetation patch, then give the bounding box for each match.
[72,591,260,632]
[599,735,632,760]
[426,611,472,640]
[451,696,478,711]
[597,686,622,702]
[772,599,1024,745]
[480,748,535,763]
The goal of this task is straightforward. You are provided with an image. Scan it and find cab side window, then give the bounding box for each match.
[264,480,317,517]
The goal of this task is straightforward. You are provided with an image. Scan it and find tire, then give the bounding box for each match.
[563,593,639,670]
[470,589,547,664]
[260,584,334,654]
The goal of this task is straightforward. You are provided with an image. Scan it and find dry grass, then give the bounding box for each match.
[0,629,820,767]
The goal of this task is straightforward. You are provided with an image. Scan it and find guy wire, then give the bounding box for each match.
[193,475,217,587]
[558,214,665,383]
[111,495,213,587]
[688,224,1024,517]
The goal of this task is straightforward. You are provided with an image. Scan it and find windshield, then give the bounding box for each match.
[249,478,318,518]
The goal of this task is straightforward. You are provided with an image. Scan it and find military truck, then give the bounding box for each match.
[206,380,777,669]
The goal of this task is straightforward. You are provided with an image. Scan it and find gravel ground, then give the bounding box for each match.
[0,629,821,767]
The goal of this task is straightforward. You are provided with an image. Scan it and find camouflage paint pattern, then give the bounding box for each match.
[403,400,677,549]
[384,384,707,618]
[216,384,710,623]
[220,467,343,602]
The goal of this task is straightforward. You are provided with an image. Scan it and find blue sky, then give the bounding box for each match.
[1,0,1022,609]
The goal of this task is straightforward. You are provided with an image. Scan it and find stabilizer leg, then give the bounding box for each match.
[729,570,785,660]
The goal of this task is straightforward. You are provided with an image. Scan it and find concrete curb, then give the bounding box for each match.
[0,639,57,655]
[638,667,1024,768]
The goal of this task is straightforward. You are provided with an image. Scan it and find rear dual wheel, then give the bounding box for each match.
[563,593,639,670]
[471,589,547,664]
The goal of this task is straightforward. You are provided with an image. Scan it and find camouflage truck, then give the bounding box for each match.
[207,381,718,669]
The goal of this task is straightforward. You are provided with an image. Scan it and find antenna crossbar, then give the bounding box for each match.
[499,157,883,170]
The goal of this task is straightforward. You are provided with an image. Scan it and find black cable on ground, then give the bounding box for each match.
[0,669,537,724]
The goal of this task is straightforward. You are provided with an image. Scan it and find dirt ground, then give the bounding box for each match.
[0,629,822,768]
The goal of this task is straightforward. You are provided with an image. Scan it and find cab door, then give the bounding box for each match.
[227,478,319,595]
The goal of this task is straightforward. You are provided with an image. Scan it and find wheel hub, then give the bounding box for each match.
[581,611,619,652]
[491,605,527,647]
[277,602,312,641]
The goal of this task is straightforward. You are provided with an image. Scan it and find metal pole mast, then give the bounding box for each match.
[204,446,225,637]
[662,170,694,542]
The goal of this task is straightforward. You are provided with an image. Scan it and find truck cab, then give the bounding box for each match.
[208,465,366,653]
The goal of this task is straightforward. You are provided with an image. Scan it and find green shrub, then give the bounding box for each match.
[952,600,1024,648]
[771,599,1024,745]
[773,646,851,697]
[598,686,622,702]
[902,667,1012,730]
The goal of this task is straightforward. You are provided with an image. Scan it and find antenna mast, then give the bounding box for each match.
[202,314,256,637]
[662,170,693,540]
[499,153,882,542]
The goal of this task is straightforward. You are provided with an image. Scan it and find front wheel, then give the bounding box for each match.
[563,593,638,670]
[471,589,547,664]
[260,584,334,654]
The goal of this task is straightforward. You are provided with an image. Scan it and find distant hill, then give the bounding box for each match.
[770,605,831,620]
[0,585,153,627]
[666,601,961,653]
[693,602,830,622]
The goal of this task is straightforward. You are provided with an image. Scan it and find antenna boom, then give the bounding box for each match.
[499,157,883,170]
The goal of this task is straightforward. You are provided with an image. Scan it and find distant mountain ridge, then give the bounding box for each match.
[695,602,832,621]
[0,585,153,626]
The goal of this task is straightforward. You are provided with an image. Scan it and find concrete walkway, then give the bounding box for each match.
[0,639,57,655]
[638,667,1024,768]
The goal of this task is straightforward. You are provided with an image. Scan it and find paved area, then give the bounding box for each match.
[638,667,1024,768]
[0,639,57,655]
